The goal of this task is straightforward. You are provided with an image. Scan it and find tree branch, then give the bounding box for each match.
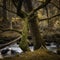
[0,29,22,49]
[0,36,22,49]
[0,29,22,34]
[29,0,51,17]
[12,0,18,8]
[0,0,51,18]
[50,2,60,10]
[38,14,60,22]
[0,5,17,14]
[0,5,28,18]
[45,6,49,17]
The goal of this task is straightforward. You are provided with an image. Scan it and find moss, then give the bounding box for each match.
[19,18,30,52]
[0,48,60,60]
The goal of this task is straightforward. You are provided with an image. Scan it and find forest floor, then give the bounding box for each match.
[0,48,60,60]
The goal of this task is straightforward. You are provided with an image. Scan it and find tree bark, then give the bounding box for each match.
[2,0,7,22]
[24,0,43,50]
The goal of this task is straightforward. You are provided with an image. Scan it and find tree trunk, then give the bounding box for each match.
[2,0,7,22]
[7,0,13,29]
[24,0,44,50]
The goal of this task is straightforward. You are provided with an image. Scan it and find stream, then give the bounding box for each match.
[0,42,60,58]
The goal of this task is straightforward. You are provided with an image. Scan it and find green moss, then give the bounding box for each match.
[19,18,30,52]
[0,49,60,60]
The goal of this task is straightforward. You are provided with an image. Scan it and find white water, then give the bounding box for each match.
[0,43,58,53]
[0,42,59,58]
[46,43,57,53]
[0,43,23,53]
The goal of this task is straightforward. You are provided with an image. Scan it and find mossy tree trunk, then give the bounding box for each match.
[12,0,46,50]
[24,0,45,50]
[19,18,30,52]
[11,0,30,52]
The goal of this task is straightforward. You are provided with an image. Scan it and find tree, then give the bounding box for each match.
[2,0,7,23]
[23,0,42,49]
[12,0,51,50]
[0,0,60,51]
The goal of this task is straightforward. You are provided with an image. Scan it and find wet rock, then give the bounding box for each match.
[1,49,9,55]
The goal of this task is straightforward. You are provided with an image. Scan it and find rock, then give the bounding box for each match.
[1,49,9,55]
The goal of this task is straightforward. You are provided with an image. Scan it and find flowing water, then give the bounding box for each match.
[0,42,59,58]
